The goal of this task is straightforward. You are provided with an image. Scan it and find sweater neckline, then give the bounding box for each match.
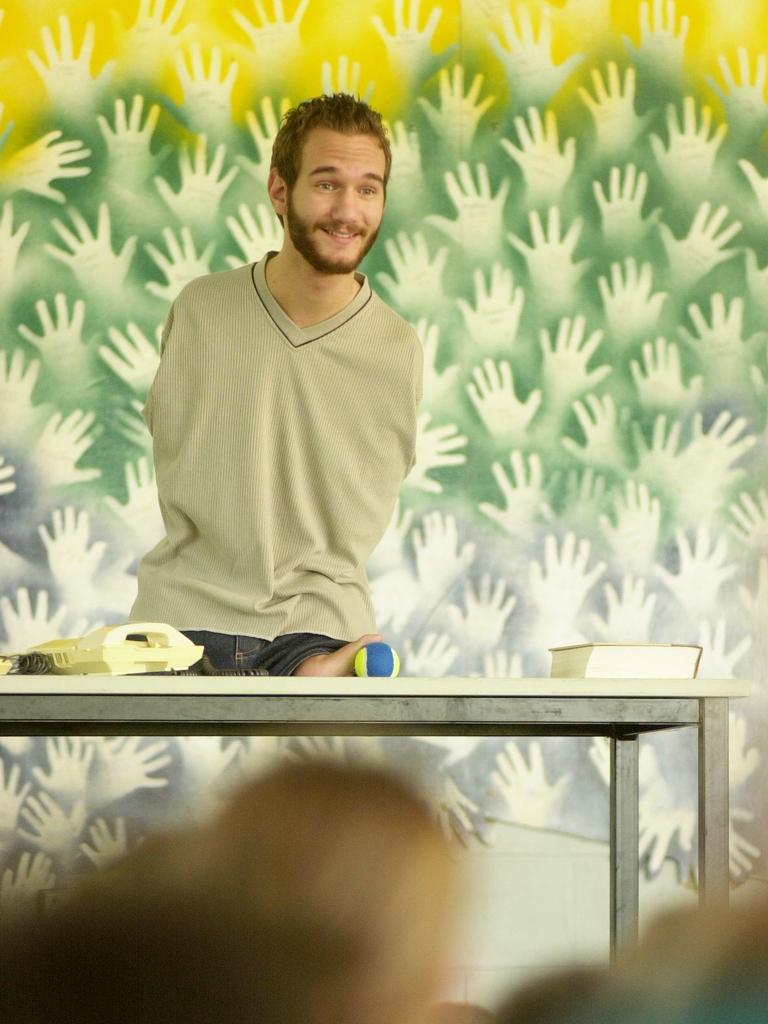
[250,253,372,348]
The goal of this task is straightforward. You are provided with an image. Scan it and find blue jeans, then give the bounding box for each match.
[180,630,347,677]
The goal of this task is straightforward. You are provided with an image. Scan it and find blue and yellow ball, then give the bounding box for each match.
[354,642,400,678]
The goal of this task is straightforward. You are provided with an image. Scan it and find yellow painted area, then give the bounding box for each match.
[2,0,768,147]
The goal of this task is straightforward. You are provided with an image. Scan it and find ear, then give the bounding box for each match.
[268,168,288,218]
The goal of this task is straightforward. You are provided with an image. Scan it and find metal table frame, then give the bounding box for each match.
[0,676,749,960]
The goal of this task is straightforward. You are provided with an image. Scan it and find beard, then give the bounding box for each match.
[285,192,380,275]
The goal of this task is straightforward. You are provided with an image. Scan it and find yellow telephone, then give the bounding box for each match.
[28,623,204,676]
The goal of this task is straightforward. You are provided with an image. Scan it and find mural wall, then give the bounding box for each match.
[0,0,766,911]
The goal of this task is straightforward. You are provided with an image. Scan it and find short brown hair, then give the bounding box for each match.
[271,93,392,189]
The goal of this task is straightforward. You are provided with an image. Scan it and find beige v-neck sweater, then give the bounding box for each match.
[130,256,422,641]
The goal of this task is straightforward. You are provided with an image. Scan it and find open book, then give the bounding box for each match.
[549,642,702,679]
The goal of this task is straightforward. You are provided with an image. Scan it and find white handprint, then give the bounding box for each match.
[705,47,768,145]
[650,96,726,198]
[0,349,44,443]
[99,322,161,394]
[415,319,459,407]
[385,119,425,211]
[30,410,101,487]
[371,0,453,90]
[538,315,610,420]
[411,510,476,605]
[0,455,16,497]
[479,450,553,539]
[0,588,67,650]
[456,263,524,351]
[18,791,86,864]
[739,158,768,220]
[403,632,460,677]
[0,852,57,920]
[0,201,30,302]
[729,807,760,879]
[27,15,114,114]
[103,457,164,549]
[155,135,238,232]
[561,394,626,471]
[18,294,88,370]
[488,6,583,109]
[655,525,738,621]
[225,203,282,267]
[321,55,375,102]
[445,574,517,652]
[0,758,31,836]
[114,0,194,80]
[115,398,152,453]
[623,0,689,85]
[79,816,129,869]
[527,533,605,647]
[425,161,509,262]
[578,62,650,157]
[97,95,162,180]
[172,44,239,139]
[557,466,608,540]
[697,619,752,679]
[591,575,657,642]
[598,480,661,574]
[366,498,415,576]
[38,507,107,612]
[593,164,661,251]
[89,737,171,806]
[629,336,702,412]
[31,737,94,808]
[728,712,760,790]
[481,648,524,679]
[416,64,494,150]
[1,131,90,203]
[232,0,308,81]
[238,96,291,187]
[406,413,467,494]
[738,556,768,626]
[659,202,741,293]
[508,206,590,320]
[598,258,667,347]
[638,746,694,876]
[467,358,542,446]
[45,203,137,300]
[145,227,214,303]
[729,488,768,553]
[744,247,768,323]
[491,740,571,828]
[369,567,421,633]
[435,775,484,845]
[376,231,447,318]
[678,293,764,397]
[677,411,756,524]
[632,413,687,500]
[500,106,576,209]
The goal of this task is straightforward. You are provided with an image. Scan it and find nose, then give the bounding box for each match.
[332,186,362,223]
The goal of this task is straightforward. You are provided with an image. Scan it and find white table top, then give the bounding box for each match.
[0,676,751,699]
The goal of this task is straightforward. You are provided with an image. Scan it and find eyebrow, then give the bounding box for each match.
[308,165,385,185]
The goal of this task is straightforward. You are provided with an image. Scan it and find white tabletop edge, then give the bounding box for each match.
[0,676,752,698]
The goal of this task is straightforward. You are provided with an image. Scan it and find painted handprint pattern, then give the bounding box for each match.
[0,0,766,899]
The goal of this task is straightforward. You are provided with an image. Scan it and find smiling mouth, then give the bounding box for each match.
[322,228,360,241]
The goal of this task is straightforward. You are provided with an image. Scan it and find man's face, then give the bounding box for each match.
[272,127,387,275]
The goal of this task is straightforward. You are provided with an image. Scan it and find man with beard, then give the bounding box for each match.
[130,94,422,677]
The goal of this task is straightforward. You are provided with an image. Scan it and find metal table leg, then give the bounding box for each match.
[610,732,639,961]
[699,697,729,910]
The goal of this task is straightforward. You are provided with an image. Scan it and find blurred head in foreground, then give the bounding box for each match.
[3,760,461,1024]
[495,896,768,1024]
